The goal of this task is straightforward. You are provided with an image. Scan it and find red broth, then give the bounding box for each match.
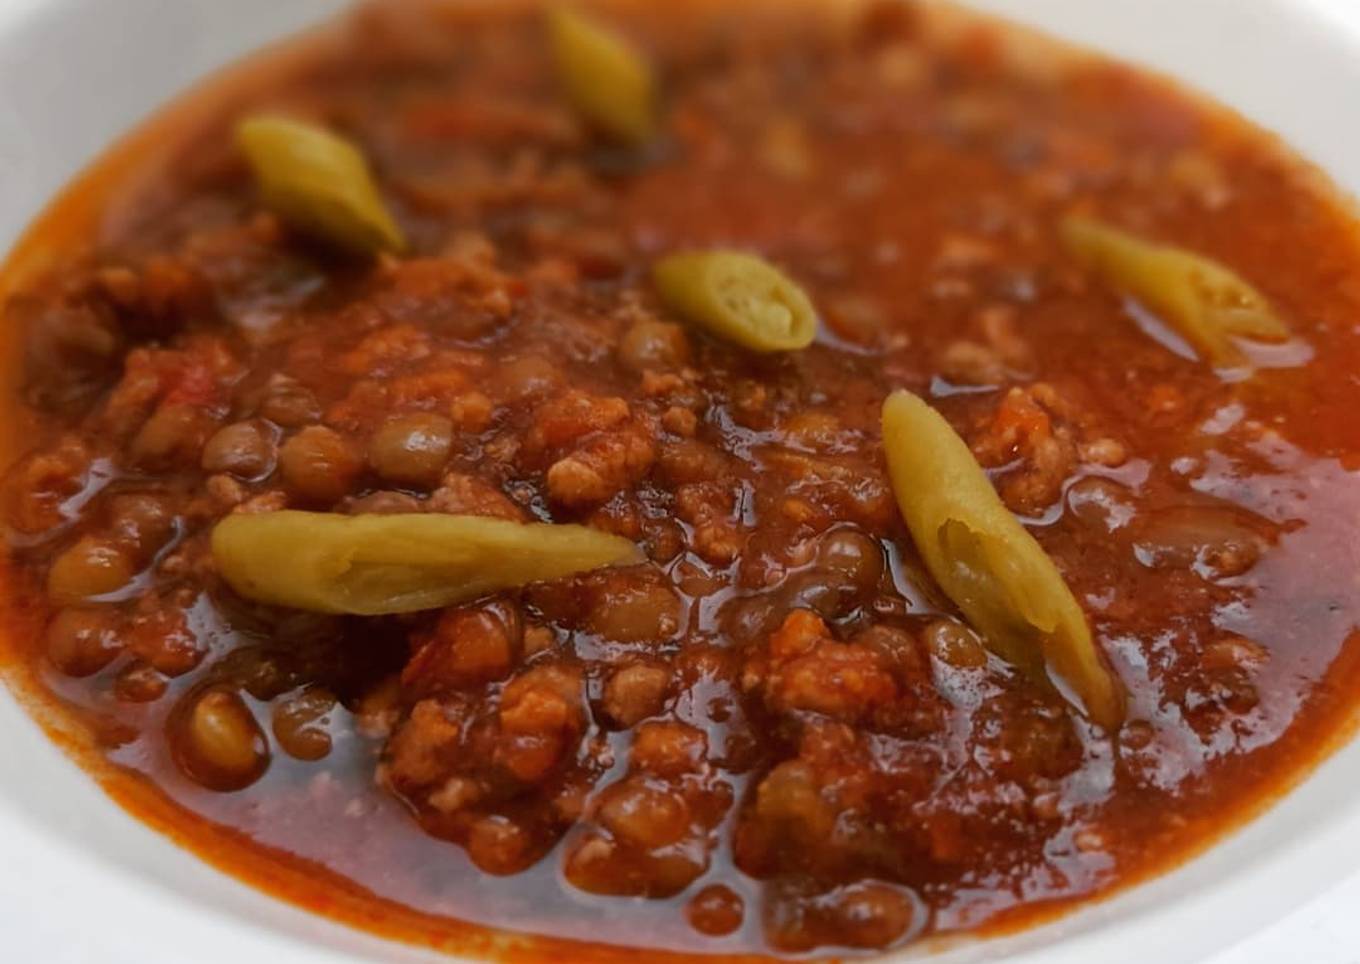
[4,1,1360,959]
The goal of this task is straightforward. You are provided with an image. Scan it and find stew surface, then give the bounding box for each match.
[5,0,1360,959]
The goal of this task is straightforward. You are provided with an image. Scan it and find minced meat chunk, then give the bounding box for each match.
[381,660,598,875]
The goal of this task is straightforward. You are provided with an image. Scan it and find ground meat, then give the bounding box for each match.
[494,663,587,784]
[745,610,936,727]
[766,634,898,722]
[544,428,656,508]
[383,698,467,789]
[524,391,658,509]
[338,324,433,378]
[970,386,1080,515]
[382,659,598,876]
[98,339,239,447]
[618,317,691,373]
[426,472,526,520]
[602,662,671,727]
[18,297,124,412]
[759,448,896,530]
[2,435,92,535]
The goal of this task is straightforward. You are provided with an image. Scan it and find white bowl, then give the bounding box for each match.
[2,1,1360,961]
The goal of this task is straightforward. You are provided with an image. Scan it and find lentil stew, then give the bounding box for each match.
[5,0,1360,959]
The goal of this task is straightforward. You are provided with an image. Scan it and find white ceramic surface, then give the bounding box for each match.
[2,1,1359,962]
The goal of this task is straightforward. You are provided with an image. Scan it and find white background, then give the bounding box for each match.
[1,0,1359,961]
